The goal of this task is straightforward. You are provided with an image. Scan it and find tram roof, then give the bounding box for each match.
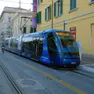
[43,29,67,33]
[22,29,68,42]
[23,29,67,37]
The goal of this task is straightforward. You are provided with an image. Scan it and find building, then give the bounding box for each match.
[0,7,19,38]
[36,0,94,54]
[12,10,33,36]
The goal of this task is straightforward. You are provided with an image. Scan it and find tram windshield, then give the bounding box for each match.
[56,32,79,56]
[56,32,75,47]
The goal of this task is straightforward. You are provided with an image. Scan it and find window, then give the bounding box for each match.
[37,12,41,24]
[30,27,36,33]
[23,27,26,34]
[70,0,77,10]
[10,39,18,48]
[38,0,43,6]
[8,17,11,22]
[45,6,51,21]
[5,40,9,47]
[54,0,63,17]
[47,33,58,54]
[91,0,94,4]
[30,27,33,33]
[38,36,43,56]
[89,0,94,5]
[91,0,94,2]
[34,28,36,32]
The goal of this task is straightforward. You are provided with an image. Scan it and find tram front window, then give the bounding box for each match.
[61,37,75,48]
[56,32,79,56]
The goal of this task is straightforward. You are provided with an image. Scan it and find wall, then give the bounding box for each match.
[37,0,94,54]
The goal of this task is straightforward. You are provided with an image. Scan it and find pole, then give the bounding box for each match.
[18,0,22,35]
[19,0,21,8]
[52,0,53,29]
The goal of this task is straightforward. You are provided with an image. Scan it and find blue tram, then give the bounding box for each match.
[4,30,80,67]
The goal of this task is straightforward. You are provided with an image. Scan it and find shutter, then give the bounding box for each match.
[74,0,76,9]
[54,2,56,17]
[71,0,76,10]
[39,12,41,23]
[37,12,41,24]
[60,0,63,14]
[70,0,72,10]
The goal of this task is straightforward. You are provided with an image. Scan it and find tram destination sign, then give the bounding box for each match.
[56,32,70,36]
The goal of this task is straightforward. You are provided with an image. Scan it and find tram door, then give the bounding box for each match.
[32,37,39,59]
[47,33,59,65]
[32,36,43,60]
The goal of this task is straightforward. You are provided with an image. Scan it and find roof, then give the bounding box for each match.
[3,6,27,12]
[0,7,30,19]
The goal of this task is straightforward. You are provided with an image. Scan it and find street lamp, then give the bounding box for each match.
[63,21,67,30]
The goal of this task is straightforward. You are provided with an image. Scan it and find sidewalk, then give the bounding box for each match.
[79,53,94,73]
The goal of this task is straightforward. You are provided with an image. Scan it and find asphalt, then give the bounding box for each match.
[0,51,94,94]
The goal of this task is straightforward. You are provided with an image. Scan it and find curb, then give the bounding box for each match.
[79,65,94,73]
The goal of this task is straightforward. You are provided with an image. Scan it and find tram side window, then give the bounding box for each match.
[23,42,29,52]
[22,39,34,53]
[27,41,33,52]
[47,33,58,53]
[32,38,36,53]
[39,36,43,56]
[10,40,12,47]
[10,39,18,49]
[22,42,26,52]
[5,40,8,47]
[10,39,13,48]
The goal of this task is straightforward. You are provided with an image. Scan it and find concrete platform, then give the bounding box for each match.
[79,54,94,73]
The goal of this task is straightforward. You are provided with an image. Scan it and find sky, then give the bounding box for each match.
[0,0,33,15]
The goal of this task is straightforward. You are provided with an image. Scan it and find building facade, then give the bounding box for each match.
[0,7,18,38]
[37,0,94,54]
[12,10,33,36]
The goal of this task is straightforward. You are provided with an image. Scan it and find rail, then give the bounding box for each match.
[0,62,24,94]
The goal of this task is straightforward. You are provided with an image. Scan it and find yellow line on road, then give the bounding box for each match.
[24,63,85,94]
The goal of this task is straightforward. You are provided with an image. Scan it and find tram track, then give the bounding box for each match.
[0,61,24,94]
[1,51,94,83]
[54,67,94,80]
[70,69,94,79]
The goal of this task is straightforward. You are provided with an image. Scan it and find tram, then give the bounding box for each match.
[4,30,80,67]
